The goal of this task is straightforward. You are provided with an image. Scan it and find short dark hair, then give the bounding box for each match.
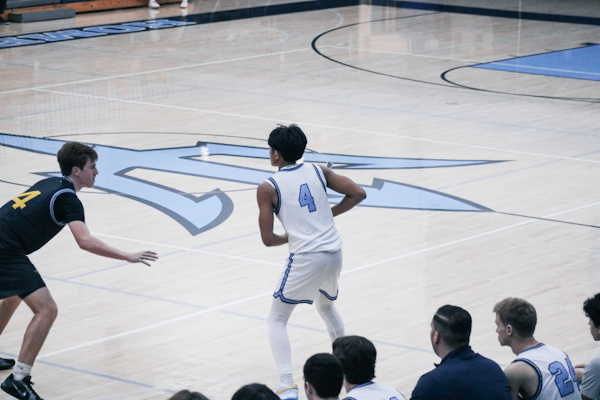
[267,124,307,163]
[231,384,279,400]
[432,305,472,348]
[493,297,537,338]
[168,390,209,400]
[57,142,98,176]
[584,293,600,328]
[332,335,376,385]
[303,353,344,398]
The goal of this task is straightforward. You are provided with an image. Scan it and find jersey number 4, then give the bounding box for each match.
[298,184,316,212]
[12,191,41,210]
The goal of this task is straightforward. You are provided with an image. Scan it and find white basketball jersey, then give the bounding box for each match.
[267,163,342,254]
[514,343,581,400]
[343,382,407,400]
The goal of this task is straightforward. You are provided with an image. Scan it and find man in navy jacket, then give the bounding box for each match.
[411,305,511,400]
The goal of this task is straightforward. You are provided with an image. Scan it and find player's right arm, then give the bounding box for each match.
[257,182,288,247]
[504,361,539,400]
[321,166,366,217]
[68,220,158,266]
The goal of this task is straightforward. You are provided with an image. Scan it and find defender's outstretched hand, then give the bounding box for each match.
[129,251,159,266]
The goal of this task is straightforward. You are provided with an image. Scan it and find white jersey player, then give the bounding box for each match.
[333,335,408,400]
[494,297,581,400]
[257,124,366,400]
[513,343,581,400]
[343,382,407,400]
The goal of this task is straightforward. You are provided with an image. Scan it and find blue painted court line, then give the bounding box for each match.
[472,45,600,82]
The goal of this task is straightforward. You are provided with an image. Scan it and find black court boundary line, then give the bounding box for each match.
[2,0,600,46]
[371,0,600,26]
[312,16,600,103]
[440,64,600,103]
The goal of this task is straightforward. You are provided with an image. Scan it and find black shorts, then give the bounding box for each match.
[0,255,46,300]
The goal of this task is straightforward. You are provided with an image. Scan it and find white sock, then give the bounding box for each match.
[267,299,296,387]
[13,361,32,381]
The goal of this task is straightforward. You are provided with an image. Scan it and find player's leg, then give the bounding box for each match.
[0,296,21,335]
[1,288,54,400]
[316,249,344,341]
[315,293,344,341]
[0,296,20,371]
[18,287,57,366]
[268,298,297,396]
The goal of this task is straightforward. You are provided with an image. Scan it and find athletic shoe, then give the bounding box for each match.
[1,374,43,400]
[0,358,15,370]
[180,0,188,7]
[148,0,160,8]
[275,384,298,400]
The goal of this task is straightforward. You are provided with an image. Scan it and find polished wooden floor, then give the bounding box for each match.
[1,0,599,398]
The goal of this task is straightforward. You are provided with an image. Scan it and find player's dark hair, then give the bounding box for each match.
[168,390,210,400]
[267,124,307,163]
[493,297,537,338]
[332,335,376,384]
[584,293,600,328]
[432,305,472,349]
[57,142,98,176]
[303,353,344,398]
[231,383,279,400]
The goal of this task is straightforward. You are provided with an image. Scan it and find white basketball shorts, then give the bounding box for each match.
[273,249,342,304]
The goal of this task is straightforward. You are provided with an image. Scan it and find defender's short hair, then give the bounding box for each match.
[267,124,307,163]
[303,353,344,399]
[493,297,537,338]
[432,305,472,348]
[332,335,376,385]
[584,293,600,328]
[57,142,98,176]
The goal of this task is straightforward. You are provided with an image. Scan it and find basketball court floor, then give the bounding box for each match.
[0,0,599,398]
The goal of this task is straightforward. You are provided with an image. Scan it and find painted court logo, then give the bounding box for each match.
[0,19,195,49]
[0,134,499,235]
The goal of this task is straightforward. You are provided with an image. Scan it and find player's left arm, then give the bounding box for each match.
[257,182,288,247]
[504,361,539,400]
[321,166,366,217]
[68,220,158,266]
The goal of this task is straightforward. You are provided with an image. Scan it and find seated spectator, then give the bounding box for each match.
[169,390,209,400]
[232,383,279,400]
[576,293,600,400]
[494,297,580,400]
[332,335,406,400]
[303,353,344,400]
[411,305,510,400]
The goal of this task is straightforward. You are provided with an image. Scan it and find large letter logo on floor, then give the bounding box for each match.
[0,134,500,235]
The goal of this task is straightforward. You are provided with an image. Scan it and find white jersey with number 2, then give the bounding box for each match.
[267,163,342,254]
[514,343,582,400]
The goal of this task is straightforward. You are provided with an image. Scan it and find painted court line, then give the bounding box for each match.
[37,200,600,359]
[0,47,312,95]
[37,291,269,359]
[33,87,600,165]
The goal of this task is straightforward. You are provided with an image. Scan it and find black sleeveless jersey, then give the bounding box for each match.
[0,177,85,256]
